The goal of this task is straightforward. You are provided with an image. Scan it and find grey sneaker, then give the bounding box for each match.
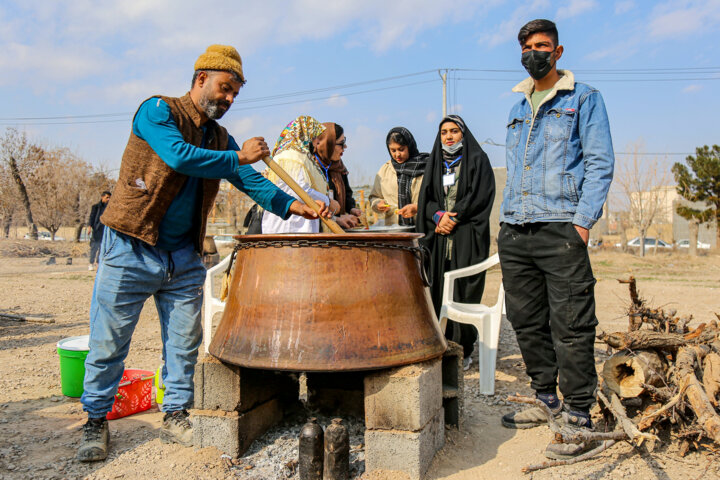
[544,409,595,460]
[501,399,562,429]
[77,417,109,462]
[161,409,193,447]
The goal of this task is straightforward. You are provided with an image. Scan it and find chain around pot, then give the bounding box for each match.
[227,238,432,287]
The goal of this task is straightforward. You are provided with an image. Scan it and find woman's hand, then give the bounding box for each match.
[329,199,341,216]
[396,203,417,218]
[435,212,458,235]
[335,214,359,229]
[375,201,391,213]
[350,208,362,217]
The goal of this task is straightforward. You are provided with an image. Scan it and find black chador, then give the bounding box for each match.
[417,115,495,359]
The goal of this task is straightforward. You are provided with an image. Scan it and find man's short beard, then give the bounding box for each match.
[199,94,230,120]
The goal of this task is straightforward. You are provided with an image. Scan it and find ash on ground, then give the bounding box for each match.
[225,406,365,479]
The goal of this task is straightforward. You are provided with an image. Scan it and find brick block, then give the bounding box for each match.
[237,397,283,455]
[194,356,284,412]
[192,409,241,456]
[442,341,464,428]
[192,398,283,457]
[365,407,445,480]
[364,357,441,431]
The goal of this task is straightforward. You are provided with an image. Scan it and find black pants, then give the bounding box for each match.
[89,238,101,264]
[497,222,597,412]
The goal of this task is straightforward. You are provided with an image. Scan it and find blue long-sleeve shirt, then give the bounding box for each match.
[133,98,294,250]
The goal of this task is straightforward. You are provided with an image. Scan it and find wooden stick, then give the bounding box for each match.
[521,440,617,473]
[597,389,659,449]
[261,156,344,234]
[676,345,720,444]
[0,313,55,324]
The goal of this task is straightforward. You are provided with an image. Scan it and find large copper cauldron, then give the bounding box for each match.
[209,233,447,371]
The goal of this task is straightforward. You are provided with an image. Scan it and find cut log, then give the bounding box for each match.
[676,346,720,444]
[598,330,686,350]
[704,352,720,407]
[602,349,665,398]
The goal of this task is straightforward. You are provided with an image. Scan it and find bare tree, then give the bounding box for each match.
[0,164,18,238]
[0,128,44,239]
[614,144,671,257]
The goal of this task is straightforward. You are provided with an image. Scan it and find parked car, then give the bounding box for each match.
[676,239,711,249]
[615,237,672,249]
[212,234,236,246]
[23,231,65,241]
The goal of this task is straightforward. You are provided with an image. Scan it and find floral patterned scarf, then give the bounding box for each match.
[271,116,326,156]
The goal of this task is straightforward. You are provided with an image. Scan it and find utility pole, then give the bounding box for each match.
[438,69,447,117]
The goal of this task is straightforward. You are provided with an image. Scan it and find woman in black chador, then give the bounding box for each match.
[417,115,495,368]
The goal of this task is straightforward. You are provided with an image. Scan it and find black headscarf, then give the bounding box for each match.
[386,127,429,226]
[417,115,495,317]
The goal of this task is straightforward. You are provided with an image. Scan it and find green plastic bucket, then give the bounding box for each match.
[57,335,90,397]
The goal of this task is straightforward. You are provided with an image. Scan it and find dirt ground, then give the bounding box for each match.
[1,239,720,479]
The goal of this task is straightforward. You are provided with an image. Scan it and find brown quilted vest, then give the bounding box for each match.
[101,93,228,253]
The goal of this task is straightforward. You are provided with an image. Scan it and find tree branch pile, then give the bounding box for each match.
[598,277,720,457]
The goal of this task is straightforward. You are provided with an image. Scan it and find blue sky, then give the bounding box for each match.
[1,0,719,186]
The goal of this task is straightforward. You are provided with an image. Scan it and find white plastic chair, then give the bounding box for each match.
[202,254,232,353]
[438,253,505,395]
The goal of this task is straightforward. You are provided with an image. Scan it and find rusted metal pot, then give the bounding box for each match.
[209,233,447,371]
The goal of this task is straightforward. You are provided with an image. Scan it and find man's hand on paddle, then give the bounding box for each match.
[237,137,270,165]
[288,200,332,220]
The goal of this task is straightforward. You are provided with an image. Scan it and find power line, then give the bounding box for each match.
[457,77,720,82]
[0,79,438,125]
[3,65,719,124]
[232,79,437,112]
[234,69,436,104]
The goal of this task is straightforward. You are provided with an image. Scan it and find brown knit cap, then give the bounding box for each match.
[194,45,245,83]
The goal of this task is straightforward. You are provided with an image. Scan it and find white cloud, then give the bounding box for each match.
[426,111,438,123]
[682,84,703,93]
[556,0,598,20]
[614,0,635,15]
[479,0,550,47]
[0,0,500,97]
[326,94,348,107]
[450,104,464,114]
[586,0,720,61]
[647,0,720,39]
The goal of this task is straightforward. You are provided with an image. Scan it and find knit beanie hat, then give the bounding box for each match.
[194,45,245,83]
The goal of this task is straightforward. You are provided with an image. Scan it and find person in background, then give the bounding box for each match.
[77,45,323,463]
[262,116,339,233]
[321,123,361,229]
[498,19,614,460]
[370,127,428,227]
[417,115,495,370]
[87,190,111,270]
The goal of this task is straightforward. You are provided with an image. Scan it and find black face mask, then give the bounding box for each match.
[521,49,555,80]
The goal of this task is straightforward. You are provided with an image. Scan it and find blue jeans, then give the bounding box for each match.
[81,228,206,417]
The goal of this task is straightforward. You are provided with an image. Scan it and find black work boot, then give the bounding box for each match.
[502,393,562,429]
[77,417,109,462]
[161,409,193,447]
[544,408,595,459]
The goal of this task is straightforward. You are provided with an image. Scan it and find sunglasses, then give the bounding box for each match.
[335,140,347,149]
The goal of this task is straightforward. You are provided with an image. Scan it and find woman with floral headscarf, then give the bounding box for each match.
[262,116,339,233]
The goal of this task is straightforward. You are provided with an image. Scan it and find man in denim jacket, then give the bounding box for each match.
[498,19,614,459]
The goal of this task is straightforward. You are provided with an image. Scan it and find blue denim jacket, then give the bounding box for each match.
[500,70,614,229]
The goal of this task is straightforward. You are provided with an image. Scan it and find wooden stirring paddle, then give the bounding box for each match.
[262,156,345,233]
